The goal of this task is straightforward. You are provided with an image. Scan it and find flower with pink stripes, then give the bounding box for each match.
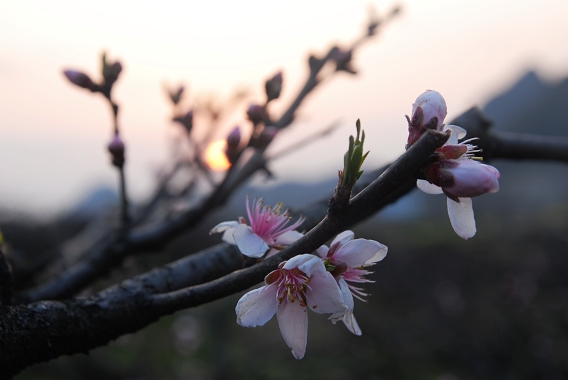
[235,254,346,359]
[317,230,387,335]
[210,197,304,258]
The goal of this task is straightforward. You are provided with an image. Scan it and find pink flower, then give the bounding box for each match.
[235,254,346,359]
[316,231,387,335]
[210,197,304,258]
[417,125,500,240]
[424,159,500,198]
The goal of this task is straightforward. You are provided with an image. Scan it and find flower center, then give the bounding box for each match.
[274,268,310,307]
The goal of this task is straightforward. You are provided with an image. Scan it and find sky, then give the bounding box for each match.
[1,0,568,216]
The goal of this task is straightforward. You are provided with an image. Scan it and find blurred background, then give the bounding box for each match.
[2,0,568,379]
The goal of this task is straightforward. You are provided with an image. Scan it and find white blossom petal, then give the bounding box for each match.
[330,230,354,246]
[417,179,444,194]
[305,272,345,314]
[447,197,476,240]
[236,285,278,327]
[284,254,326,277]
[316,245,329,258]
[209,221,239,244]
[366,242,388,265]
[276,300,308,360]
[329,278,361,335]
[443,125,467,143]
[275,230,304,245]
[333,239,385,268]
[233,224,269,258]
[341,311,362,336]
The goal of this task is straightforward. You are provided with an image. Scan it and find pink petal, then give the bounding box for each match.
[329,279,361,335]
[305,272,345,314]
[276,300,308,359]
[233,224,269,258]
[236,285,278,327]
[333,239,385,268]
[209,221,239,244]
[447,197,476,240]
[417,179,444,194]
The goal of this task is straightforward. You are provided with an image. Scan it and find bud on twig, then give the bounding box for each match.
[332,48,356,74]
[108,133,125,167]
[102,52,123,87]
[169,85,185,105]
[247,104,265,126]
[265,72,283,102]
[251,126,278,148]
[225,126,242,164]
[173,110,194,134]
[63,70,95,91]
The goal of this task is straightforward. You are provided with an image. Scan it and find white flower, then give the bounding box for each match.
[235,254,346,359]
[210,197,304,258]
[316,231,387,335]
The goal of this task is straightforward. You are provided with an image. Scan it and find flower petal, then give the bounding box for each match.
[233,224,269,258]
[443,124,467,143]
[447,197,476,240]
[305,272,345,314]
[276,300,308,359]
[417,179,444,194]
[333,239,385,268]
[366,242,388,265]
[341,311,362,336]
[329,278,361,335]
[236,285,278,327]
[209,221,239,244]
[316,245,329,258]
[275,230,304,245]
[330,230,354,246]
[284,254,326,277]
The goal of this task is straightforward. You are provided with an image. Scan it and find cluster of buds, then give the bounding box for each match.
[63,52,122,101]
[408,90,500,239]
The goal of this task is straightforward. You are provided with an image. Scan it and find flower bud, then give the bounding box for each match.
[63,70,95,90]
[108,133,125,167]
[411,90,447,130]
[425,159,500,198]
[169,85,184,105]
[226,126,241,149]
[247,104,265,126]
[103,60,122,85]
[407,90,447,148]
[332,48,356,74]
[173,110,193,134]
[265,72,283,102]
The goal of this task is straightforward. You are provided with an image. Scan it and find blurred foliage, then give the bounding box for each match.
[15,202,568,380]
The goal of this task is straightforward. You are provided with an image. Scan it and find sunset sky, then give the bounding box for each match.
[1,0,568,215]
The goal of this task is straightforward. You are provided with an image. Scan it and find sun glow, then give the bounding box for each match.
[205,140,231,171]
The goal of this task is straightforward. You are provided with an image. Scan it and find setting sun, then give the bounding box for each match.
[205,140,231,171]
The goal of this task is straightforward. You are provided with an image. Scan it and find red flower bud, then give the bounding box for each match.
[247,104,265,126]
